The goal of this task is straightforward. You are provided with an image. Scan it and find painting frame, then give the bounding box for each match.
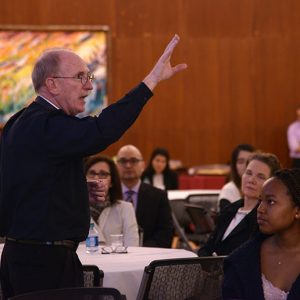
[0,24,110,124]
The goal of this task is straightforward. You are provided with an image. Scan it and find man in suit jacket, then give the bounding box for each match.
[0,36,186,298]
[116,145,174,248]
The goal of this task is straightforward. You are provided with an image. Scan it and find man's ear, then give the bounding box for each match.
[45,78,59,94]
[295,207,300,219]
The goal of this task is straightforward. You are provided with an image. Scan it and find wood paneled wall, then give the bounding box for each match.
[2,0,300,168]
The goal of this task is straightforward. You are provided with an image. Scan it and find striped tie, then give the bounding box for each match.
[126,190,135,204]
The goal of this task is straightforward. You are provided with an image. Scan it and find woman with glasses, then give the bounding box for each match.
[84,155,139,247]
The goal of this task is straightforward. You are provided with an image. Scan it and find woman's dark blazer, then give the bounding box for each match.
[142,170,178,190]
[197,199,259,256]
[223,233,300,300]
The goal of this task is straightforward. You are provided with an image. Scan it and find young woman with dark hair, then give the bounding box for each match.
[223,168,300,299]
[219,144,256,211]
[142,147,178,190]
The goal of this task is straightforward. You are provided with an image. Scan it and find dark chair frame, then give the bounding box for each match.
[171,210,195,252]
[83,264,104,287]
[8,287,124,300]
[184,203,215,234]
[185,193,220,213]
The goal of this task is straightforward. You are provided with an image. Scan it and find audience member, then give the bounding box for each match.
[0,35,186,298]
[198,152,281,257]
[287,106,300,168]
[84,155,139,246]
[223,168,300,300]
[142,147,178,190]
[218,143,256,211]
[116,145,174,248]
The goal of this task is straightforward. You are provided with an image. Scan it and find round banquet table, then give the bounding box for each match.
[77,244,197,300]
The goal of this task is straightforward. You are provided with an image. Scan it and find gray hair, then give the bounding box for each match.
[31,48,68,92]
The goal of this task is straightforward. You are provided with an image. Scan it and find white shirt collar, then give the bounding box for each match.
[39,95,60,110]
[121,180,141,194]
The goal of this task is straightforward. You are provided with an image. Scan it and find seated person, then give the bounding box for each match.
[223,168,300,300]
[116,144,174,248]
[85,155,139,247]
[142,147,178,190]
[198,152,281,257]
[219,143,256,211]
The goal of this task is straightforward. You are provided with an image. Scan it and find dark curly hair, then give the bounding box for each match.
[273,168,300,208]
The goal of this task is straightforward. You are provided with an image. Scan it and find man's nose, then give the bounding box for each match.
[84,80,93,90]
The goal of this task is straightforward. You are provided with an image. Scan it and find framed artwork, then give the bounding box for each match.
[0,25,109,123]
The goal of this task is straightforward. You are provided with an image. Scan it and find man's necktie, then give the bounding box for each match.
[125,190,135,205]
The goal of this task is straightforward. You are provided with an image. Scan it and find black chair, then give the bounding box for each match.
[83,265,104,287]
[8,287,124,300]
[171,210,195,252]
[185,193,220,214]
[137,256,225,300]
[184,203,216,246]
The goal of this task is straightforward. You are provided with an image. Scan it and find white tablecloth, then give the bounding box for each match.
[77,244,197,300]
[168,189,220,200]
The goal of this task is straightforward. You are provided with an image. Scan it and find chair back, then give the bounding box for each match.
[137,256,225,300]
[8,287,124,300]
[184,204,215,234]
[83,265,104,287]
[186,193,219,213]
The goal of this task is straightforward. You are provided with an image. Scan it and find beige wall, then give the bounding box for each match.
[1,0,300,168]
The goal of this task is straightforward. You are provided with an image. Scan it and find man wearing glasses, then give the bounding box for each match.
[116,145,173,248]
[0,35,186,299]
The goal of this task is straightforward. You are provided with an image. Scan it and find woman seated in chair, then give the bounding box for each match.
[223,168,300,300]
[198,152,281,257]
[85,155,139,246]
[142,147,178,190]
[219,143,256,212]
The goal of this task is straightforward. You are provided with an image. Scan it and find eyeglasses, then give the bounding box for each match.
[101,246,128,254]
[86,171,111,180]
[52,72,95,86]
[117,158,143,166]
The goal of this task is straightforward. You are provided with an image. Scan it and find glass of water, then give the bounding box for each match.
[110,234,124,251]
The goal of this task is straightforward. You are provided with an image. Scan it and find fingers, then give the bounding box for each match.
[165,34,180,53]
[89,190,106,203]
[160,34,180,63]
[87,179,107,202]
[172,63,188,74]
[143,34,187,90]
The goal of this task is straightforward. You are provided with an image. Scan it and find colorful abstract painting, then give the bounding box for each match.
[0,26,108,123]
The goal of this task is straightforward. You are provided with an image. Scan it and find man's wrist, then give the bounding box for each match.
[143,75,157,91]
